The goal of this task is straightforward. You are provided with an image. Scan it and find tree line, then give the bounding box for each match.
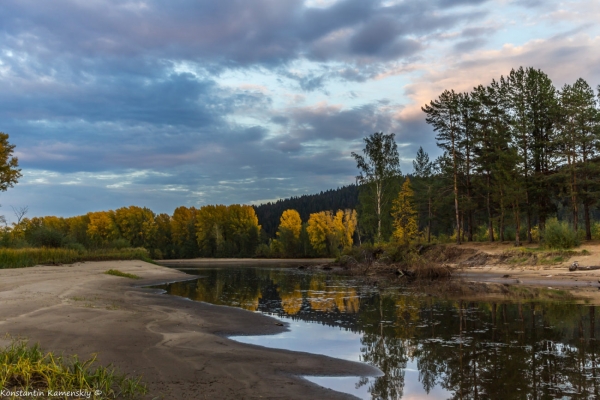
[1,204,357,259]
[353,67,600,246]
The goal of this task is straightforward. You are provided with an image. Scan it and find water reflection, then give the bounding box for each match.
[154,268,600,399]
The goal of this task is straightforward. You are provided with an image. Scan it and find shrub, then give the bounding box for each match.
[254,243,271,258]
[105,269,141,279]
[591,221,600,240]
[541,218,581,249]
[109,238,131,250]
[28,227,64,248]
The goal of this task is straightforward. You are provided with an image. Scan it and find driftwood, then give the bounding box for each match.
[395,268,415,278]
[569,265,600,272]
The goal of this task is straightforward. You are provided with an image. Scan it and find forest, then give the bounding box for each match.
[1,66,599,260]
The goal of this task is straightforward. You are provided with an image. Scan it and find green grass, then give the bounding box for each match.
[0,248,151,269]
[104,269,140,279]
[0,340,147,399]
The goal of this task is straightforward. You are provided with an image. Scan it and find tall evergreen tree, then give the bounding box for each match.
[422,90,463,244]
[412,147,434,242]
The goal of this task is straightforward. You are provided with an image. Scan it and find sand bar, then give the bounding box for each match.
[0,260,378,399]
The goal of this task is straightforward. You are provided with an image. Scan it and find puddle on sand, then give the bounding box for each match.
[153,266,600,399]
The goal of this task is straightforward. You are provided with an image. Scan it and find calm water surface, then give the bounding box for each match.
[153,266,600,399]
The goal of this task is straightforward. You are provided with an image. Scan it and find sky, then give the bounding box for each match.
[1,0,599,221]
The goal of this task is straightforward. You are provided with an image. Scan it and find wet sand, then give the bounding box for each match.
[0,260,377,399]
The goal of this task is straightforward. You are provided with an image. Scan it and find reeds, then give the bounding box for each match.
[0,248,151,269]
[0,340,147,399]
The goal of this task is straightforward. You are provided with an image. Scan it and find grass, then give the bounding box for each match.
[501,247,587,266]
[0,248,151,269]
[0,340,147,399]
[104,269,140,279]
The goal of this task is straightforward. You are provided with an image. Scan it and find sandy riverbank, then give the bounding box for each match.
[0,260,377,399]
[439,241,600,303]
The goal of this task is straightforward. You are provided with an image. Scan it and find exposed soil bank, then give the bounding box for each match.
[0,260,377,399]
[424,242,600,304]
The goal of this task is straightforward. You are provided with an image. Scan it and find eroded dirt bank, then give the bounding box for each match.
[0,261,377,399]
[424,242,600,303]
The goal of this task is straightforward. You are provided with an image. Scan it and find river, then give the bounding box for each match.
[152,265,600,399]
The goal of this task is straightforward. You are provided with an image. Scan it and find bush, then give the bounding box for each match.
[254,243,271,258]
[109,238,131,250]
[28,227,64,248]
[541,218,581,249]
[591,221,600,240]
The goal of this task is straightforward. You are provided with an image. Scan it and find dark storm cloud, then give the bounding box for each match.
[0,72,226,128]
[270,102,399,144]
[0,0,499,217]
[0,0,490,69]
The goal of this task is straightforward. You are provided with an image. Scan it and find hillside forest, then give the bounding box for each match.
[2,66,600,259]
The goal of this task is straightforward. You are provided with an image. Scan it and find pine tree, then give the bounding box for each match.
[412,147,434,242]
[422,90,463,244]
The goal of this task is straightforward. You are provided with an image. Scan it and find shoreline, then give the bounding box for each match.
[4,256,600,398]
[0,260,377,399]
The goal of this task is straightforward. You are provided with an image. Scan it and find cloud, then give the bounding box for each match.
[0,0,598,220]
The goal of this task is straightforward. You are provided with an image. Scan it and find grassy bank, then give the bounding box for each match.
[0,340,147,399]
[0,248,152,269]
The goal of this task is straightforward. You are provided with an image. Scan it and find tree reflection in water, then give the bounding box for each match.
[154,267,600,399]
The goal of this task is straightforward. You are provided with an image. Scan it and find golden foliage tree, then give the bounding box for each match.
[391,178,418,244]
[333,209,357,250]
[87,211,119,245]
[276,209,302,256]
[171,206,199,257]
[306,211,334,255]
[114,206,157,247]
[196,204,260,257]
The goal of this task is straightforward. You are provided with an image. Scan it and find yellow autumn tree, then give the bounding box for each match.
[195,205,227,256]
[332,209,357,250]
[276,209,302,256]
[306,211,335,255]
[114,206,157,247]
[391,177,418,244]
[223,204,261,256]
[170,206,198,257]
[196,204,260,257]
[87,211,119,245]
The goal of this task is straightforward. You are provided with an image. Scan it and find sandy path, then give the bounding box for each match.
[0,261,378,399]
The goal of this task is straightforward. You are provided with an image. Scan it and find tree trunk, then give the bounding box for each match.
[514,202,521,247]
[453,149,461,245]
[585,202,592,241]
[376,182,382,242]
[500,187,505,242]
[427,192,432,243]
[487,172,494,242]
[527,210,532,243]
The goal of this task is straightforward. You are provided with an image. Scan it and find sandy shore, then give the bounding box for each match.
[0,261,378,399]
[445,242,600,303]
